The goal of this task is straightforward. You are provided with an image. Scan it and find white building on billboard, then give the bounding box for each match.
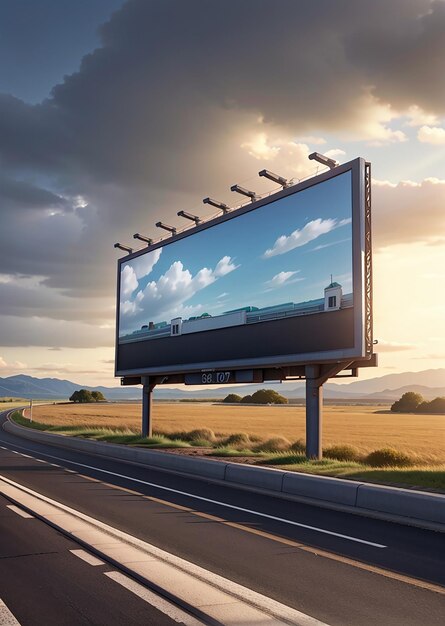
[324,280,342,311]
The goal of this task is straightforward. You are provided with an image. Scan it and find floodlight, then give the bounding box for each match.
[203,197,231,214]
[133,233,153,245]
[114,243,133,254]
[155,221,177,235]
[230,184,258,202]
[308,152,339,169]
[258,169,289,188]
[177,210,201,225]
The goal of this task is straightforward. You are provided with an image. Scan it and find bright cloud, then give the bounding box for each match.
[405,106,439,128]
[265,271,302,289]
[241,133,280,161]
[120,255,239,330]
[130,248,162,279]
[263,217,351,258]
[214,256,239,276]
[120,264,139,297]
[417,125,445,145]
[376,340,416,352]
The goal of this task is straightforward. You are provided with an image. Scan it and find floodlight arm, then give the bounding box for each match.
[114,243,133,254]
[258,169,289,188]
[230,184,258,202]
[133,233,153,245]
[203,197,231,214]
[155,222,177,235]
[177,210,201,225]
[308,152,339,169]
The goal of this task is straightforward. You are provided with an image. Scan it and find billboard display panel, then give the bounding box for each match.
[116,158,371,376]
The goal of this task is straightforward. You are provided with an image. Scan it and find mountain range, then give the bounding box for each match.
[1,369,444,401]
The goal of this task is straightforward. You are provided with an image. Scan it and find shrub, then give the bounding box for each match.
[250,389,288,405]
[323,444,360,462]
[221,432,251,447]
[253,436,291,453]
[185,428,216,442]
[416,397,445,414]
[290,439,306,453]
[365,448,415,467]
[222,393,242,403]
[391,391,423,413]
[240,395,253,403]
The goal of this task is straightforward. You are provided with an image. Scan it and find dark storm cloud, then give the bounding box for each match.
[1,0,443,188]
[1,0,444,346]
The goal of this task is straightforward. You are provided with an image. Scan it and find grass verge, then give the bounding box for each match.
[10,411,444,491]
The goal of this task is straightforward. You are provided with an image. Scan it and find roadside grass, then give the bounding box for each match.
[209,447,260,457]
[10,410,445,490]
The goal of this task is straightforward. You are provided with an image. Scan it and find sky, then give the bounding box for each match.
[1,0,445,386]
[119,171,352,337]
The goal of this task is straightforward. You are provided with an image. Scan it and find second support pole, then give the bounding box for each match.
[142,377,156,438]
[305,365,322,459]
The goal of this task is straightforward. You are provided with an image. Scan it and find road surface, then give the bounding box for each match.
[0,410,444,625]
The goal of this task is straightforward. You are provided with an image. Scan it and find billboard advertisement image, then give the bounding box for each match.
[116,158,371,376]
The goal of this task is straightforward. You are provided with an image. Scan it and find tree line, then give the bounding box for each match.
[223,389,288,405]
[391,391,445,414]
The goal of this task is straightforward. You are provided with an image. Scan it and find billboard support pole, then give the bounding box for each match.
[305,361,354,459]
[141,377,156,438]
[305,366,322,459]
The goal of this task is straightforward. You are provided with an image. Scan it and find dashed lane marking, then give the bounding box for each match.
[6,505,34,519]
[70,549,105,566]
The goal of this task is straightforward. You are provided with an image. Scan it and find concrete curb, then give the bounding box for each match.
[3,415,445,530]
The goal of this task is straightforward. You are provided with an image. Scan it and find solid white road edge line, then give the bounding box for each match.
[0,442,386,548]
[6,504,33,519]
[0,473,329,626]
[70,549,105,566]
[0,599,21,625]
[104,571,204,626]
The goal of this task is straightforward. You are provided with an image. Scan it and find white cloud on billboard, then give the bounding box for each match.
[120,248,162,298]
[265,271,302,289]
[131,247,163,279]
[120,265,138,297]
[120,255,239,329]
[263,217,351,258]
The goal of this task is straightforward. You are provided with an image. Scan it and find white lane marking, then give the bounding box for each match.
[0,598,21,625]
[0,475,331,626]
[70,549,104,566]
[105,571,204,625]
[6,505,34,519]
[0,442,386,548]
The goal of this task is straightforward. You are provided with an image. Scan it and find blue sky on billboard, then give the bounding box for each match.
[119,171,352,338]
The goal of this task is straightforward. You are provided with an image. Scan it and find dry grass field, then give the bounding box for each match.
[30,402,445,464]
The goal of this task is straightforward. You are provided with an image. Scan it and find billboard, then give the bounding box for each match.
[116,158,372,377]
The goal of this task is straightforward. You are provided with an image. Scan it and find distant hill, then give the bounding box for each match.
[0,369,444,401]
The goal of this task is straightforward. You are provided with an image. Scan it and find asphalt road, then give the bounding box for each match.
[1,410,444,625]
[0,492,189,625]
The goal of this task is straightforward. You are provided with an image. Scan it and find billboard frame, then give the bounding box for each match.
[115,157,372,378]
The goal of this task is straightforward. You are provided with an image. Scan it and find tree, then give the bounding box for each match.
[222,393,242,403]
[240,394,253,403]
[391,391,424,413]
[69,389,94,403]
[91,390,106,402]
[250,389,288,405]
[416,397,445,414]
